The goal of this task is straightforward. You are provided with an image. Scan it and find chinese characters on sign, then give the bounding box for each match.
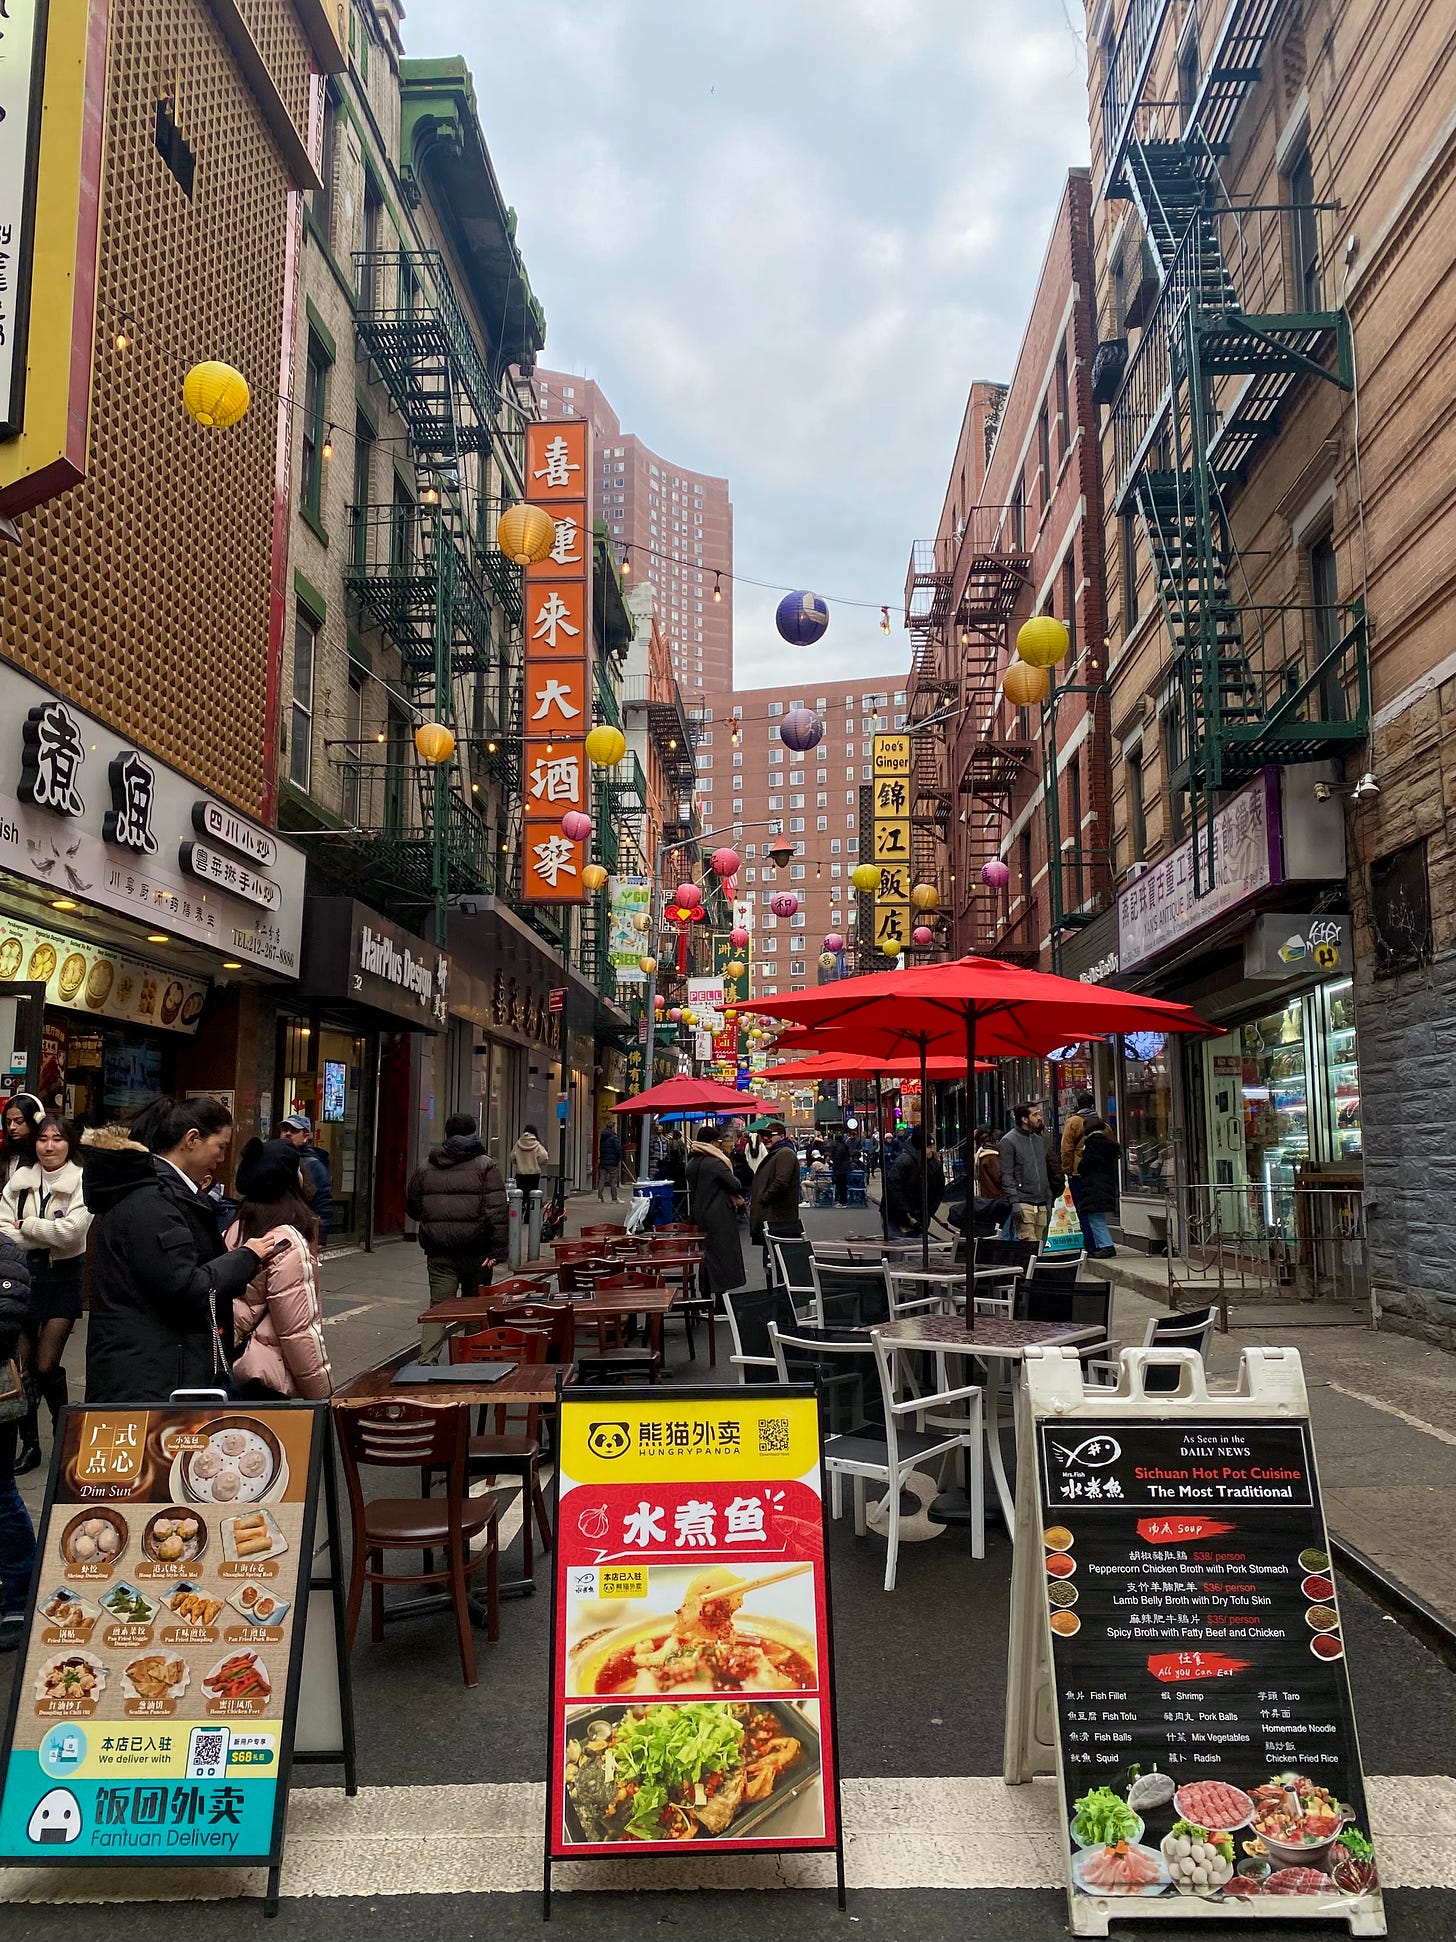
[1118,772,1281,971]
[548,1391,842,1883]
[872,734,912,956]
[522,421,591,904]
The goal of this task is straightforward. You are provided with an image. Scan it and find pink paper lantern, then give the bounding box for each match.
[729,927,749,950]
[668,1007,682,1021]
[674,882,702,910]
[822,933,845,954]
[710,846,740,877]
[912,925,935,947]
[559,810,592,842]
[982,858,1011,889]
[770,892,799,918]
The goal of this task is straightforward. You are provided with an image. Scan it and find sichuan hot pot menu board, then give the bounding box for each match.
[548,1388,840,1870]
[0,1405,321,1867]
[1036,1418,1382,1921]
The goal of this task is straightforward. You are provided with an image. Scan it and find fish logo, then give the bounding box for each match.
[1051,1433,1122,1469]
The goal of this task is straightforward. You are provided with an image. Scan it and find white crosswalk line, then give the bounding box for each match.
[2,1773,1451,1901]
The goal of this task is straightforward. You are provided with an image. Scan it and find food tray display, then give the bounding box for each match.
[221,1508,287,1564]
[174,1416,286,1506]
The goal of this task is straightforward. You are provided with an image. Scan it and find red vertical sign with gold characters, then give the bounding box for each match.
[522,420,592,904]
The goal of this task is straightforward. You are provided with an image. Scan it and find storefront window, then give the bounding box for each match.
[315,1028,366,1240]
[1322,979,1361,1160]
[1121,1031,1175,1194]
[1240,995,1310,1190]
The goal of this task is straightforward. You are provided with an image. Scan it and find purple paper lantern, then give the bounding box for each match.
[912,925,935,947]
[778,707,824,753]
[771,892,799,918]
[982,858,1011,890]
[775,590,830,645]
[560,810,592,842]
[822,932,845,954]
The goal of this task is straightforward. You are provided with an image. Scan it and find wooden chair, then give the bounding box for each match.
[333,1399,499,1687]
[443,1325,554,1579]
[578,1223,627,1239]
[489,1300,576,1364]
[481,1272,553,1304]
[556,1258,612,1293]
[575,1270,663,1384]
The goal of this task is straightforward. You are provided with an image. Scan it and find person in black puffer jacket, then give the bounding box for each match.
[83,1097,275,1408]
[0,1237,36,1647]
[884,1124,945,1239]
[407,1114,508,1356]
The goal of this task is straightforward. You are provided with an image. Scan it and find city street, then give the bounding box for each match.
[4,1208,1455,1935]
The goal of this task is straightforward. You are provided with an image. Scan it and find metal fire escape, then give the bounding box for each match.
[904,506,1031,953]
[1101,0,1369,886]
[341,248,518,925]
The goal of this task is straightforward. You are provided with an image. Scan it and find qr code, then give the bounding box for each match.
[192,1732,225,1767]
[187,1726,229,1778]
[758,1417,791,1454]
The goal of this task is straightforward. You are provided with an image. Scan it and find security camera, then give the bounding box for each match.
[1350,771,1381,801]
[1313,781,1332,802]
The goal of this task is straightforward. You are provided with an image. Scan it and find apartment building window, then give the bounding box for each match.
[816,793,827,809]
[791,864,806,880]
[733,799,744,817]
[1013,472,1026,549]
[789,770,804,786]
[290,607,317,792]
[768,795,782,811]
[789,794,804,810]
[343,667,363,824]
[845,813,855,830]
[1066,753,1084,909]
[300,333,330,527]
[1018,829,1034,913]
[790,817,805,832]
[1371,838,1433,976]
[845,766,856,781]
[1062,557,1077,655]
[1126,745,1148,861]
[1121,509,1140,629]
[1308,530,1346,720]
[768,701,783,717]
[1038,406,1051,509]
[1055,346,1070,458]
[351,411,373,568]
[1163,707,1186,843]
[1287,145,1322,314]
[817,817,828,831]
[1178,28,1200,126]
[311,91,338,243]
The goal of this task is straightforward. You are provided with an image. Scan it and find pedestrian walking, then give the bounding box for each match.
[508,1123,551,1206]
[1070,1114,1120,1257]
[597,1123,623,1201]
[830,1134,850,1206]
[0,1238,36,1652]
[82,1096,275,1406]
[686,1121,746,1306]
[1060,1090,1097,1183]
[1,1115,91,1474]
[742,1126,770,1175]
[999,1102,1053,1247]
[749,1119,803,1282]
[225,1138,333,1399]
[884,1124,945,1239]
[279,1114,334,1247]
[406,1114,508,1356]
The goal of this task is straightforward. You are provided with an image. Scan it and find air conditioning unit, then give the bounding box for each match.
[1125,859,1149,881]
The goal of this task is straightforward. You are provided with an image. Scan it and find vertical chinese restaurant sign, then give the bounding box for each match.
[871,734,911,957]
[548,1385,842,1875]
[523,420,592,904]
[1033,1409,1383,1928]
[0,1404,324,1870]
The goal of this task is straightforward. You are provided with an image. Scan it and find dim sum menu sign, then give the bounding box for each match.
[0,1404,324,1872]
[546,1385,844,1907]
[1012,1349,1383,1934]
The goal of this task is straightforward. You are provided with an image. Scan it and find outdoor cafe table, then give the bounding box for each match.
[333,1351,578,1604]
[876,1313,1103,1535]
[632,1250,711,1365]
[417,1286,680,1368]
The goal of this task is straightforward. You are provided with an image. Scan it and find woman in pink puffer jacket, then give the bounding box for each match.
[224,1137,333,1400]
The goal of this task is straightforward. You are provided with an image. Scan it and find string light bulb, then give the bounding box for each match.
[712,572,723,603]
[880,605,891,634]
[321,428,334,461]
[621,547,631,575]
[114,316,133,353]
[421,480,439,505]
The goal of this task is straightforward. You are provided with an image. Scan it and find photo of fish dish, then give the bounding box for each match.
[562,1700,821,1846]
[1070,1840,1171,1896]
[568,1566,817,1698]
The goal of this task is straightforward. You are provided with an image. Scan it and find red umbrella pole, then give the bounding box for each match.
[919,1036,930,1271]
[965,1006,978,1317]
[875,1071,888,1239]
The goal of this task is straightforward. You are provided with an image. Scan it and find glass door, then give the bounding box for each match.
[0,984,46,1096]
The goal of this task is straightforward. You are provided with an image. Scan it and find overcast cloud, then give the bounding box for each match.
[406,0,1091,687]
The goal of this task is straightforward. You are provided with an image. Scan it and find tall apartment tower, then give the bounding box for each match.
[695,675,912,1001]
[534,370,733,692]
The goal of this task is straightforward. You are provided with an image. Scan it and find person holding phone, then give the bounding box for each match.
[82,1096,275,1406]
[223,1138,331,1399]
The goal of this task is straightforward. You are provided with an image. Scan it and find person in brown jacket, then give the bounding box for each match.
[1060,1091,1097,1182]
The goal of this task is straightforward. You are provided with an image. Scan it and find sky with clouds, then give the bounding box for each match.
[408,0,1091,688]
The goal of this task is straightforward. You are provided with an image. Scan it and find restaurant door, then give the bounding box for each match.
[374,1031,411,1236]
[0,983,45,1097]
[277,1014,375,1250]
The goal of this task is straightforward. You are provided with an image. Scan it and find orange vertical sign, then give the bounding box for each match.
[522,421,592,903]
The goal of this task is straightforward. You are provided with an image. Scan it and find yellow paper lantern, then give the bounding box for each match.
[413,721,456,764]
[637,955,658,976]
[183,360,251,428]
[910,882,940,913]
[725,960,745,979]
[585,724,627,767]
[681,1009,697,1027]
[1015,613,1071,669]
[1002,659,1050,708]
[880,937,903,958]
[631,913,652,934]
[581,863,608,893]
[496,501,556,567]
[851,862,879,895]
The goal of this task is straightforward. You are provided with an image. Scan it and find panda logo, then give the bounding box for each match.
[27,1787,83,1845]
[585,1421,631,1461]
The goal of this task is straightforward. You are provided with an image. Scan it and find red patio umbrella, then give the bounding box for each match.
[742,956,1214,1284]
[612,1075,766,1117]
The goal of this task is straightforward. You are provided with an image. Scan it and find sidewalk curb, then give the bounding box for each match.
[1331,1536,1456,1668]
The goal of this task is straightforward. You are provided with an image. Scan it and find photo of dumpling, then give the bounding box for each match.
[211,1470,241,1501]
[176,1517,199,1542]
[238,1448,268,1478]
[81,1518,105,1539]
[217,1431,248,1457]
[71,1534,97,1562]
[95,1525,120,1555]
[157,1534,184,1562]
[190,1446,222,1481]
[152,1518,175,1540]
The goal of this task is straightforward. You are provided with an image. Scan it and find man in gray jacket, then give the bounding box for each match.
[999,1102,1052,1247]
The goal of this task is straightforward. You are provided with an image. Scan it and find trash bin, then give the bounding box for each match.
[634,1179,675,1228]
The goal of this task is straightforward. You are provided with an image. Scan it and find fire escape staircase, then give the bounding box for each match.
[1102,20,1368,882]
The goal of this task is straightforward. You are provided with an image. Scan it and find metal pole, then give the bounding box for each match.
[918,1035,930,1272]
[638,878,660,1181]
[431,503,452,950]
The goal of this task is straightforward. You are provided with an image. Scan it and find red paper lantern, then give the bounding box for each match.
[560,810,592,842]
[674,882,701,910]
[770,892,799,918]
[822,932,845,954]
[982,858,1011,889]
[729,926,749,949]
[912,925,935,947]
[710,847,739,877]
